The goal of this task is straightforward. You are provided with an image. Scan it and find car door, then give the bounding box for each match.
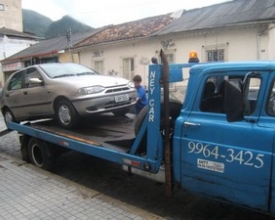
[4,69,25,119]
[180,71,272,212]
[22,67,51,117]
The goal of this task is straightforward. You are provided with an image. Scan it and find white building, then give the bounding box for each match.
[0,28,39,86]
[72,0,275,90]
[0,0,40,86]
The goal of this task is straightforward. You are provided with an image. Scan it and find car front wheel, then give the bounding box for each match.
[55,99,79,129]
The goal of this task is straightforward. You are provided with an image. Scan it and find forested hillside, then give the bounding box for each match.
[22,9,94,39]
[22,9,52,37]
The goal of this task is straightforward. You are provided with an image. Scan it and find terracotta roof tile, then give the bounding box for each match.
[74,14,174,47]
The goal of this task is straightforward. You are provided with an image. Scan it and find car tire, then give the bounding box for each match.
[27,137,54,170]
[3,108,17,127]
[55,99,79,129]
[134,102,182,138]
[112,107,130,116]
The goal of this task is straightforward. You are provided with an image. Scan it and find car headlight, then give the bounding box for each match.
[78,86,105,95]
[128,81,135,88]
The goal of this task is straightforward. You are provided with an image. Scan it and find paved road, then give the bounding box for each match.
[0,115,274,220]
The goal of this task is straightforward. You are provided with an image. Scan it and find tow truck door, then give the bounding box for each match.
[264,74,275,214]
[179,71,272,212]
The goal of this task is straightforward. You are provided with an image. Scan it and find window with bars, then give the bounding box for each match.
[206,49,225,62]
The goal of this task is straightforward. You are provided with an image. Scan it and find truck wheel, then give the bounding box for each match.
[55,99,79,129]
[112,107,130,116]
[27,138,54,170]
[135,102,182,138]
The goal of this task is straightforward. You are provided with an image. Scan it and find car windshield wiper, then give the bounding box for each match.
[53,74,76,78]
[76,72,97,76]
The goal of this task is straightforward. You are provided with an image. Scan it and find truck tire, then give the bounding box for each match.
[55,99,79,129]
[27,138,54,170]
[135,102,182,138]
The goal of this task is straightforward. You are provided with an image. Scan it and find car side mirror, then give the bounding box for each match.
[29,78,44,85]
[224,79,244,122]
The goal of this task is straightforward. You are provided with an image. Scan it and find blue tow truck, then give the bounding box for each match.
[4,50,275,215]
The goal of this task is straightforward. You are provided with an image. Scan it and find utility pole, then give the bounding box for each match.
[66,28,74,62]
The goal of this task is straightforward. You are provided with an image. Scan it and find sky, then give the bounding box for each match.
[22,0,230,28]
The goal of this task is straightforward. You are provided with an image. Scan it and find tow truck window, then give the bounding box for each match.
[267,80,275,116]
[201,75,260,115]
[200,76,226,113]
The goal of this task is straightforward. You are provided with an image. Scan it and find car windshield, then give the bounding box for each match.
[39,63,99,78]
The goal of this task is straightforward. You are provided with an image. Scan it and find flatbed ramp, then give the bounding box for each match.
[20,113,137,152]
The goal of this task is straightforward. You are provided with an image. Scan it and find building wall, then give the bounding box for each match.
[166,25,267,63]
[0,0,22,31]
[79,40,160,87]
[59,53,79,63]
[0,36,38,85]
[0,35,37,60]
[268,24,275,60]
[78,24,271,89]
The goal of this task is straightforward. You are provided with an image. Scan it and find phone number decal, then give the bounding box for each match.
[188,142,264,169]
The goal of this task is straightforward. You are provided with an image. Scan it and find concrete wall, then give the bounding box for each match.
[59,53,79,63]
[79,40,160,86]
[0,36,36,60]
[0,36,38,85]
[268,24,275,60]
[0,0,22,31]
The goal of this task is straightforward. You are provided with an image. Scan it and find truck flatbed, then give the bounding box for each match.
[21,113,137,153]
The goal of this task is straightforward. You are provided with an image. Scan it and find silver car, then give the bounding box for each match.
[0,63,136,128]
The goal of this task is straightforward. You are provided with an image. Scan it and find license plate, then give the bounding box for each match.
[115,94,129,102]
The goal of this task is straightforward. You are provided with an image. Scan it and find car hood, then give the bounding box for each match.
[54,75,130,87]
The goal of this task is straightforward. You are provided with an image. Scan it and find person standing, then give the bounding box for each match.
[133,75,147,115]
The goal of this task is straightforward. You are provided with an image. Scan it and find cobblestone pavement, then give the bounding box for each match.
[0,114,275,220]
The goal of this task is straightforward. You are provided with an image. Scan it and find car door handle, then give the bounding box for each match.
[23,91,28,95]
[184,121,201,127]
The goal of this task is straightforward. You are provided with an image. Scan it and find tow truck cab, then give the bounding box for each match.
[174,61,275,213]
